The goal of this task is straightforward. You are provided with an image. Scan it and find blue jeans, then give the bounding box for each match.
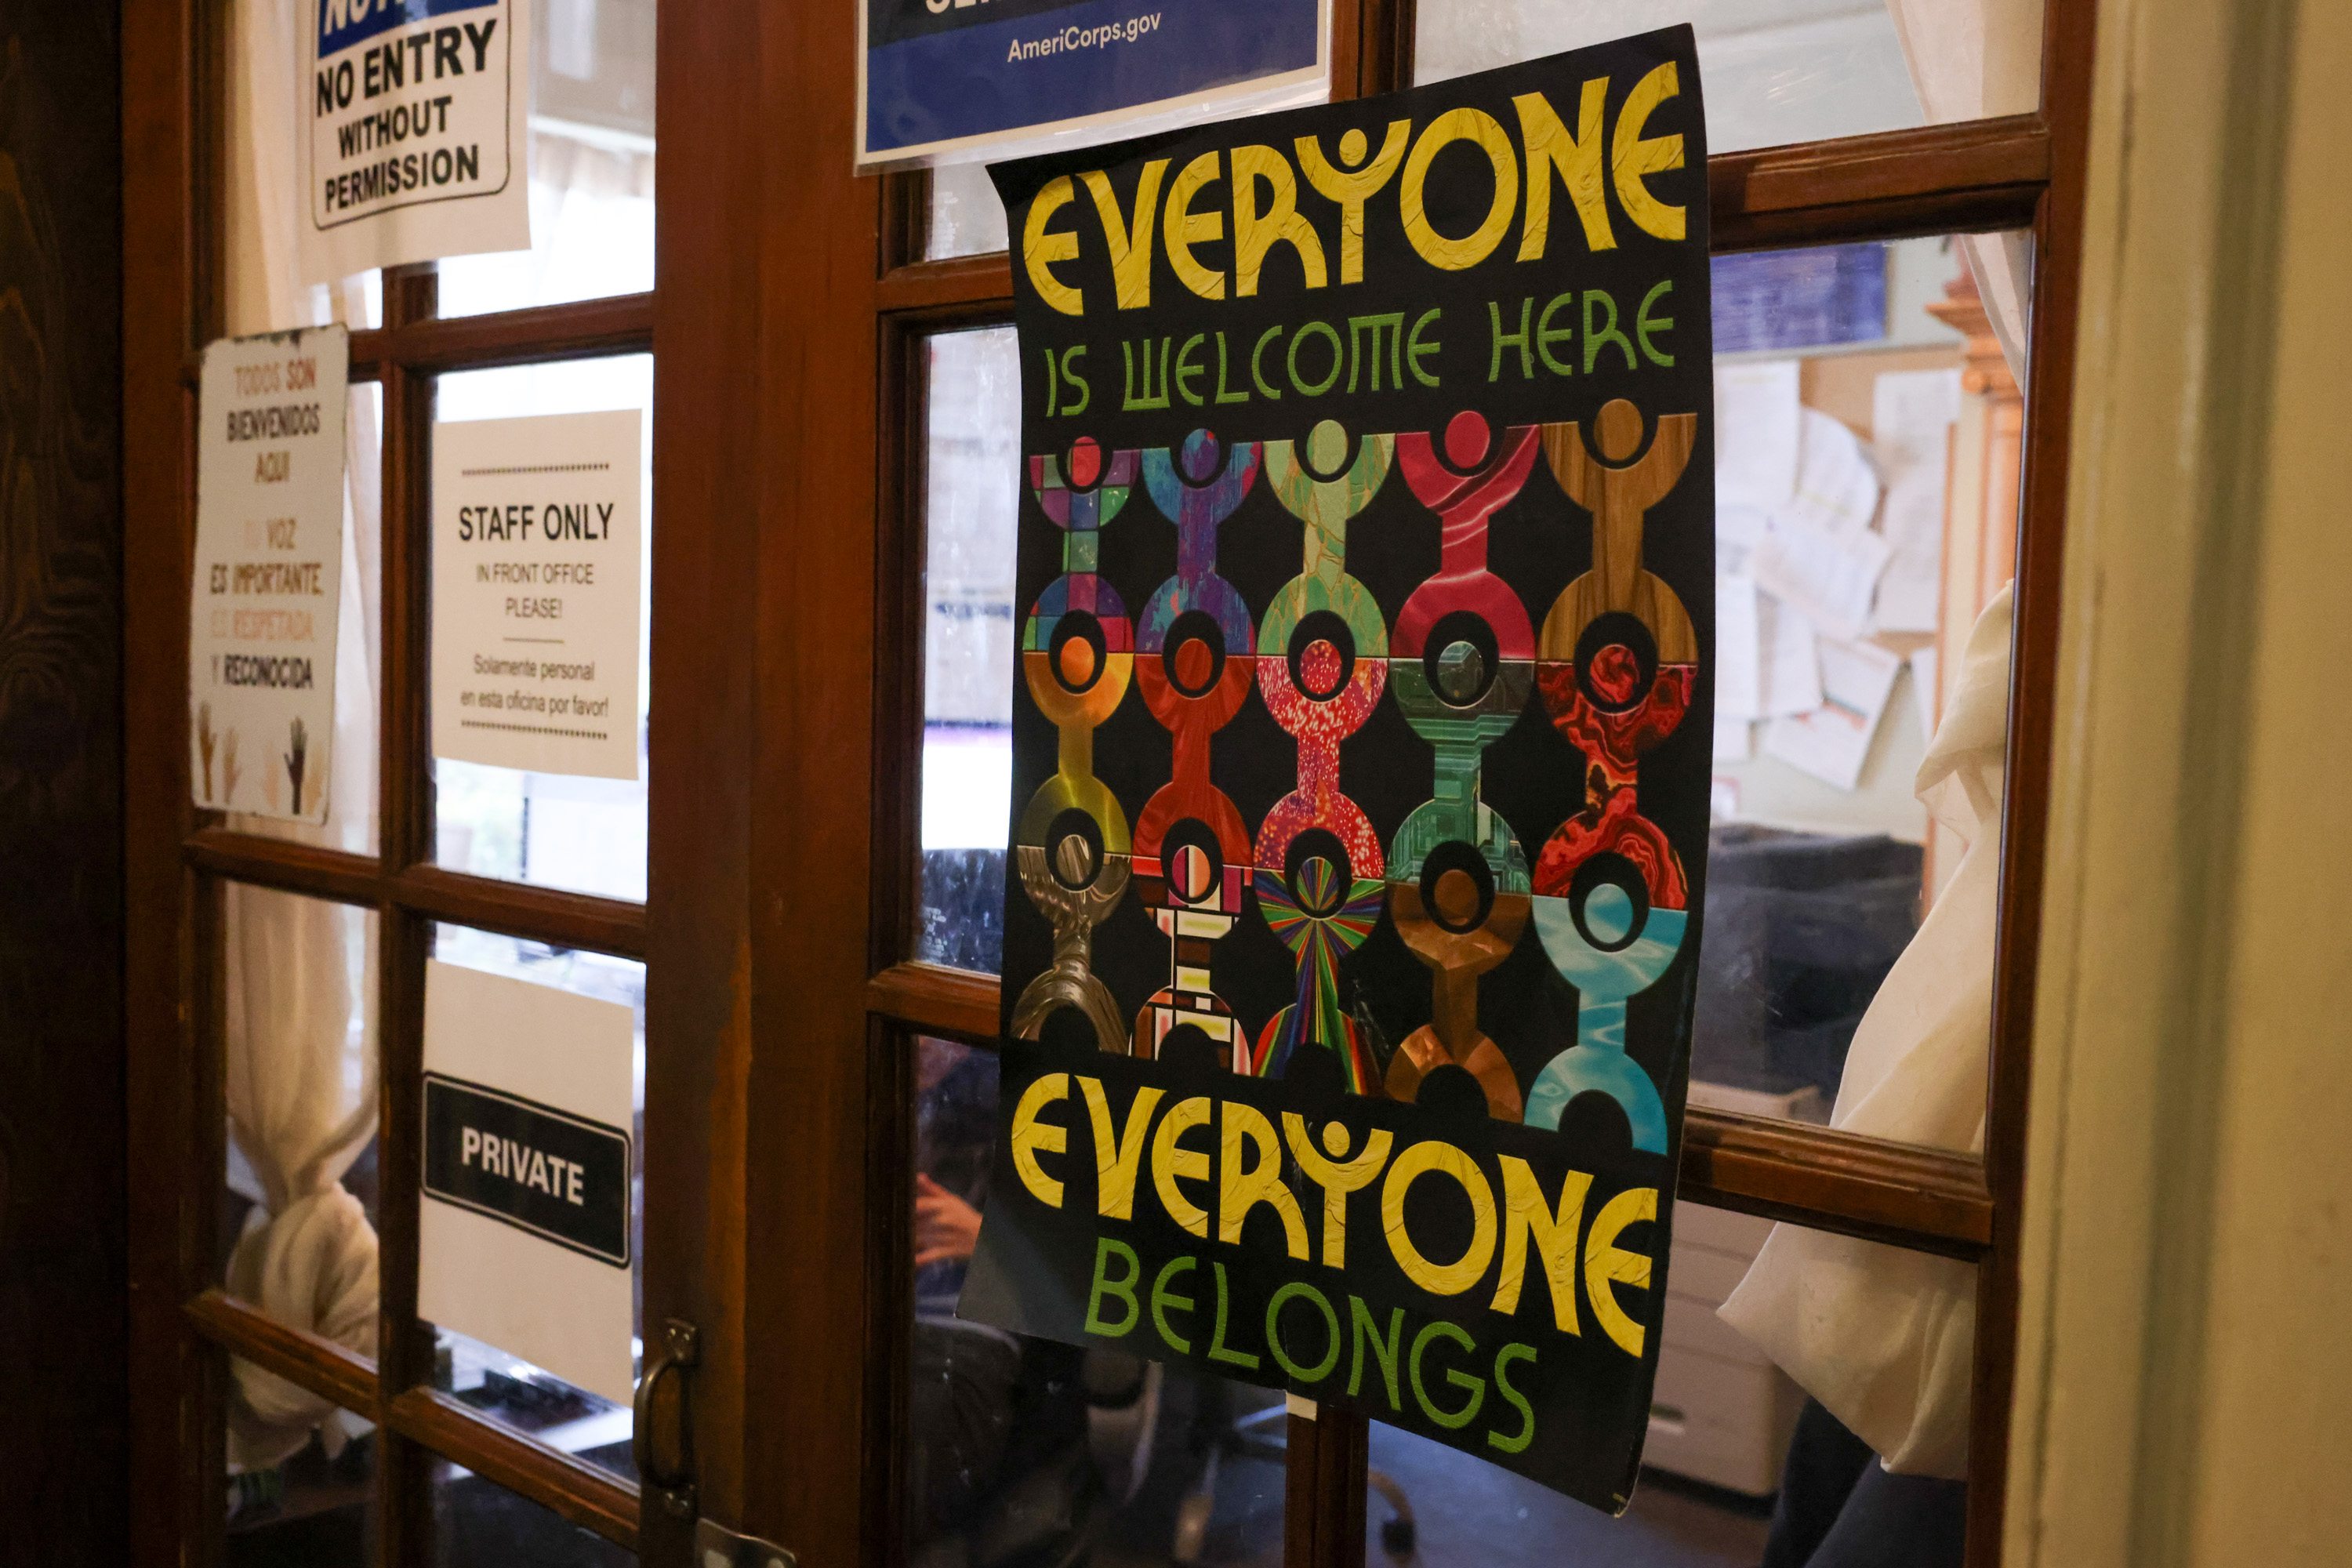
[1760,1400,1969,1568]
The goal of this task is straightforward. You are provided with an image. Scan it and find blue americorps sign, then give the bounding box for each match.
[860,0,1325,167]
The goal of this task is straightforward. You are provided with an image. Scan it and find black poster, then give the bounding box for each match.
[961,26,1713,1510]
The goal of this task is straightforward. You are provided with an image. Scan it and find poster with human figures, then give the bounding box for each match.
[960,28,1713,1509]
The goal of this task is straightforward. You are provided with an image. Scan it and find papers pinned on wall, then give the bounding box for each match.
[1712,360,1961,798]
[1780,406,1885,539]
[1715,360,1802,517]
[1716,572,1824,720]
[1763,637,1907,790]
[1748,511,1892,645]
[1870,369,1964,633]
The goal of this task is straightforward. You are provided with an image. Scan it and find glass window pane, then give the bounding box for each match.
[916,328,1020,973]
[431,355,653,902]
[906,1036,1283,1563]
[426,925,645,1483]
[1363,1205,1969,1562]
[1364,1421,1769,1564]
[1414,1,2044,153]
[1699,232,2020,1138]
[219,887,379,1399]
[428,1464,637,1566]
[927,162,1010,262]
[223,0,383,334]
[438,0,656,317]
[227,1417,378,1567]
[236,379,383,857]
[434,1326,637,1484]
[220,898,379,1559]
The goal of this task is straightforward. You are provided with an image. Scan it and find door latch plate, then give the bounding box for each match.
[695,1515,797,1568]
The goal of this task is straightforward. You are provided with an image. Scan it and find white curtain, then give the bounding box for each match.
[1719,586,2014,1479]
[220,0,384,1472]
[1886,0,2045,382]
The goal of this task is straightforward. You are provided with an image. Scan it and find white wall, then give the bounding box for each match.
[2008,2,2352,1564]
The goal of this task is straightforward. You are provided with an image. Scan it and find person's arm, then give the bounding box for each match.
[915,1172,985,1269]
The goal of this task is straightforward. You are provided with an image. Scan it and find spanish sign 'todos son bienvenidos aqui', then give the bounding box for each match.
[189,326,350,822]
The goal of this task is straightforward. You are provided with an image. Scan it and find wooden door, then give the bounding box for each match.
[121,2,2097,1565]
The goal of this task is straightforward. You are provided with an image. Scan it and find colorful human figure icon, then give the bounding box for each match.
[1011,437,1142,1054]
[1524,398,1699,1152]
[1537,397,1700,789]
[1250,419,1395,1090]
[1383,410,1544,1120]
[1132,429,1261,1065]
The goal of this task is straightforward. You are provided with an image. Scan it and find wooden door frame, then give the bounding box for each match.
[123,0,218,1556]
[124,0,669,1559]
[832,4,2099,1566]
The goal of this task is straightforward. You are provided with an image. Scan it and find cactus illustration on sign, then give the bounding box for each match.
[197,701,217,800]
[285,716,310,816]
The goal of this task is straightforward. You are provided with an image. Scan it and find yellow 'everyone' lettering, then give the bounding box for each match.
[1231,144,1329,296]
[1283,1112,1392,1268]
[1008,1073,1069,1207]
[1514,82,1616,257]
[1151,1094,1214,1237]
[1164,151,1228,300]
[1399,107,1520,271]
[1294,121,1411,285]
[1023,175,1083,315]
[1078,1076,1163,1220]
[1078,161,1168,310]
[1490,1155,1592,1332]
[1218,1102,1309,1258]
[1584,1186,1657,1356]
[1610,64,1686,241]
[1380,1139,1498,1295]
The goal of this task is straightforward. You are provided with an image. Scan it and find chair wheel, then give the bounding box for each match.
[1380,1516,1416,1555]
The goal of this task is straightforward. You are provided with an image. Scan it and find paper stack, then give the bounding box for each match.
[1711,361,1958,791]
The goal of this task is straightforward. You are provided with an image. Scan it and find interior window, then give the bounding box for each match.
[1414,1,2045,151]
[438,0,657,316]
[429,355,655,903]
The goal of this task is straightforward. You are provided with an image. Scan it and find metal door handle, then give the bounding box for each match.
[633,1317,700,1518]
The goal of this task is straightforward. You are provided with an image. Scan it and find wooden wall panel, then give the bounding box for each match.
[122,0,210,1559]
[0,5,129,1564]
